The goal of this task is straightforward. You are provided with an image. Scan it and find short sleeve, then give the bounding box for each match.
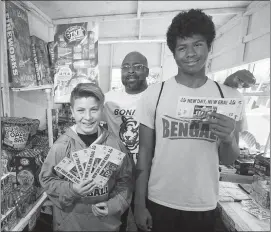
[135,84,162,129]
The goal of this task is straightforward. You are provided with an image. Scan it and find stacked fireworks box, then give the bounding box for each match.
[251,154,270,209]
[30,35,53,85]
[54,144,125,188]
[6,2,53,88]
[50,22,99,103]
[5,1,36,87]
[1,117,50,230]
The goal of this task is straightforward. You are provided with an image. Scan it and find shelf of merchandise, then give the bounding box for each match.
[10,85,53,92]
[9,84,54,146]
[0,1,53,231]
[1,207,16,224]
[11,192,48,232]
[0,173,10,181]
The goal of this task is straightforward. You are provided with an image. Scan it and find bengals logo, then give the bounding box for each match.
[119,116,139,152]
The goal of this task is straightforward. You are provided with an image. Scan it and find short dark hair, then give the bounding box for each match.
[70,83,104,107]
[166,9,216,54]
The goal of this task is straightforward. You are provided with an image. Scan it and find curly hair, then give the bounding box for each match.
[166,9,216,54]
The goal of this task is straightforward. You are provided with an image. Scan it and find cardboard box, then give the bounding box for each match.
[30,36,52,85]
[6,2,36,87]
[234,159,255,176]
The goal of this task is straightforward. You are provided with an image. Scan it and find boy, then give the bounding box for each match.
[39,83,134,231]
[134,9,247,232]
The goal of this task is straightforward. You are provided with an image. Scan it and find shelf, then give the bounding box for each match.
[1,207,15,223]
[1,173,10,181]
[10,85,53,92]
[11,192,48,232]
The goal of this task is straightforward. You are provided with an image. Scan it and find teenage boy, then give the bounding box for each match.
[134,9,247,232]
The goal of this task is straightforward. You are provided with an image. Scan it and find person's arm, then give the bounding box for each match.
[218,94,247,164]
[218,129,240,165]
[134,124,155,207]
[106,143,135,216]
[39,143,82,209]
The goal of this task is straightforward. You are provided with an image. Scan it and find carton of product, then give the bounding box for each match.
[30,36,52,85]
[6,1,36,87]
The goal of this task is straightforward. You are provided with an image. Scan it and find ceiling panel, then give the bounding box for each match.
[141,1,251,13]
[141,18,172,37]
[31,1,251,20]
[32,1,137,19]
[99,20,138,38]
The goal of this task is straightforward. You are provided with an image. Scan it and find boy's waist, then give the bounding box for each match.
[73,196,109,213]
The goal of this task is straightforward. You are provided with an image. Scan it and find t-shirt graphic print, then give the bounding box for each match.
[104,90,143,163]
[161,114,217,142]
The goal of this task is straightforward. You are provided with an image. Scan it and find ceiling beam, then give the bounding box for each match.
[137,1,142,19]
[137,1,142,39]
[16,1,53,26]
[53,7,246,24]
[244,0,270,16]
[99,36,166,44]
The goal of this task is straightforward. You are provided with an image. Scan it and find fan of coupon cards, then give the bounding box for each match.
[54,144,126,188]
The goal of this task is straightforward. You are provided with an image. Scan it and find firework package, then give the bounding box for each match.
[30,36,52,85]
[54,144,125,188]
[52,22,99,103]
[1,117,40,151]
[6,1,36,87]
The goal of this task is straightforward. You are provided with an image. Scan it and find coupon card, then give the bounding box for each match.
[91,147,126,188]
[176,97,243,121]
[71,149,90,179]
[83,144,107,180]
[90,144,108,174]
[54,157,81,184]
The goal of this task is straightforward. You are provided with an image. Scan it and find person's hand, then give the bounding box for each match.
[92,202,108,217]
[134,205,152,232]
[206,112,236,143]
[72,179,96,197]
[224,69,256,88]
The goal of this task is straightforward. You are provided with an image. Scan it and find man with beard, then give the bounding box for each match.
[103,51,149,232]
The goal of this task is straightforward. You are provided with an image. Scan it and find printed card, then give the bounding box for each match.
[91,148,126,188]
[71,149,90,179]
[242,207,270,220]
[176,97,243,121]
[54,157,81,184]
[83,144,107,180]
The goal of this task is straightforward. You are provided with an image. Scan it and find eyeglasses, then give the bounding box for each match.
[121,64,148,72]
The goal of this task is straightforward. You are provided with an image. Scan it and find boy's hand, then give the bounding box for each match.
[92,202,108,217]
[72,179,96,196]
[206,112,236,143]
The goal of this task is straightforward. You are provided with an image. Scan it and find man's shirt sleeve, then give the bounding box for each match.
[135,85,158,129]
